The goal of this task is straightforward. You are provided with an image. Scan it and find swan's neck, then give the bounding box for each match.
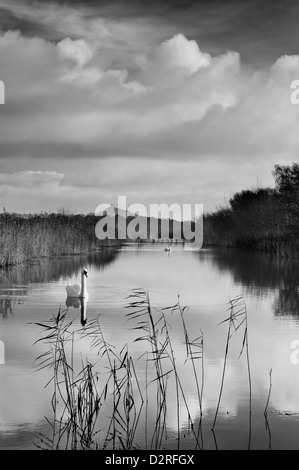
[80,273,87,297]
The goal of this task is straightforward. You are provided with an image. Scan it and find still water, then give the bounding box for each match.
[1,244,299,450]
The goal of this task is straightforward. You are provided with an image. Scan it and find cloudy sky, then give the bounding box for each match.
[0,0,298,214]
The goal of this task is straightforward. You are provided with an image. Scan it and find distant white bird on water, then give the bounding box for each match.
[66,268,89,298]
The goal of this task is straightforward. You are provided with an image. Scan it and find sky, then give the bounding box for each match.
[0,0,298,214]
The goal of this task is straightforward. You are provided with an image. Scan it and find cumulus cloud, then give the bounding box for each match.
[60,66,104,86]
[57,37,94,67]
[149,33,211,75]
[271,54,299,75]
[0,13,298,212]
[1,27,296,150]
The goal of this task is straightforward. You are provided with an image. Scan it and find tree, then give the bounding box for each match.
[273,163,299,194]
[273,163,299,231]
[229,188,275,211]
[57,206,74,216]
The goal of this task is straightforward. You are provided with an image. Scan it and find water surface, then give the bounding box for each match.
[1,245,299,449]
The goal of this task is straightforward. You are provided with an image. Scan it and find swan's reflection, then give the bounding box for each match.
[164,244,171,254]
[65,297,88,326]
[0,298,13,318]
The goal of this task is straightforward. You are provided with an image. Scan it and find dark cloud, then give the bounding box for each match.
[1,0,299,65]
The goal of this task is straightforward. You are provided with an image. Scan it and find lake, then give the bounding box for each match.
[1,244,299,450]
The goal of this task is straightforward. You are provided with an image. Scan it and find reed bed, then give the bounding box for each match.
[34,291,255,450]
[0,212,119,267]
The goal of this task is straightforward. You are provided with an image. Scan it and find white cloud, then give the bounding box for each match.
[59,66,104,86]
[0,28,297,149]
[271,54,299,75]
[151,33,211,75]
[0,20,298,212]
[57,37,94,67]
[0,171,65,188]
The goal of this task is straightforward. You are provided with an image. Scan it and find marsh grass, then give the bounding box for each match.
[264,368,273,450]
[0,212,119,267]
[34,291,253,450]
[211,295,252,448]
[212,296,252,436]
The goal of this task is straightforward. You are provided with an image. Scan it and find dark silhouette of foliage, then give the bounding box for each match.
[274,163,299,194]
[205,164,299,257]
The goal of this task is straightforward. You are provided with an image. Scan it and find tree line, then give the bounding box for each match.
[204,163,299,257]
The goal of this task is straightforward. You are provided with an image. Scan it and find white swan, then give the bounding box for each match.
[164,244,171,252]
[66,268,89,298]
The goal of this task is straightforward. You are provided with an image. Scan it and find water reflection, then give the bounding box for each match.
[200,248,299,316]
[66,296,88,326]
[2,246,299,449]
[0,286,28,318]
[0,298,13,318]
[274,287,299,316]
[0,246,120,286]
[0,247,119,318]
[202,248,298,291]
